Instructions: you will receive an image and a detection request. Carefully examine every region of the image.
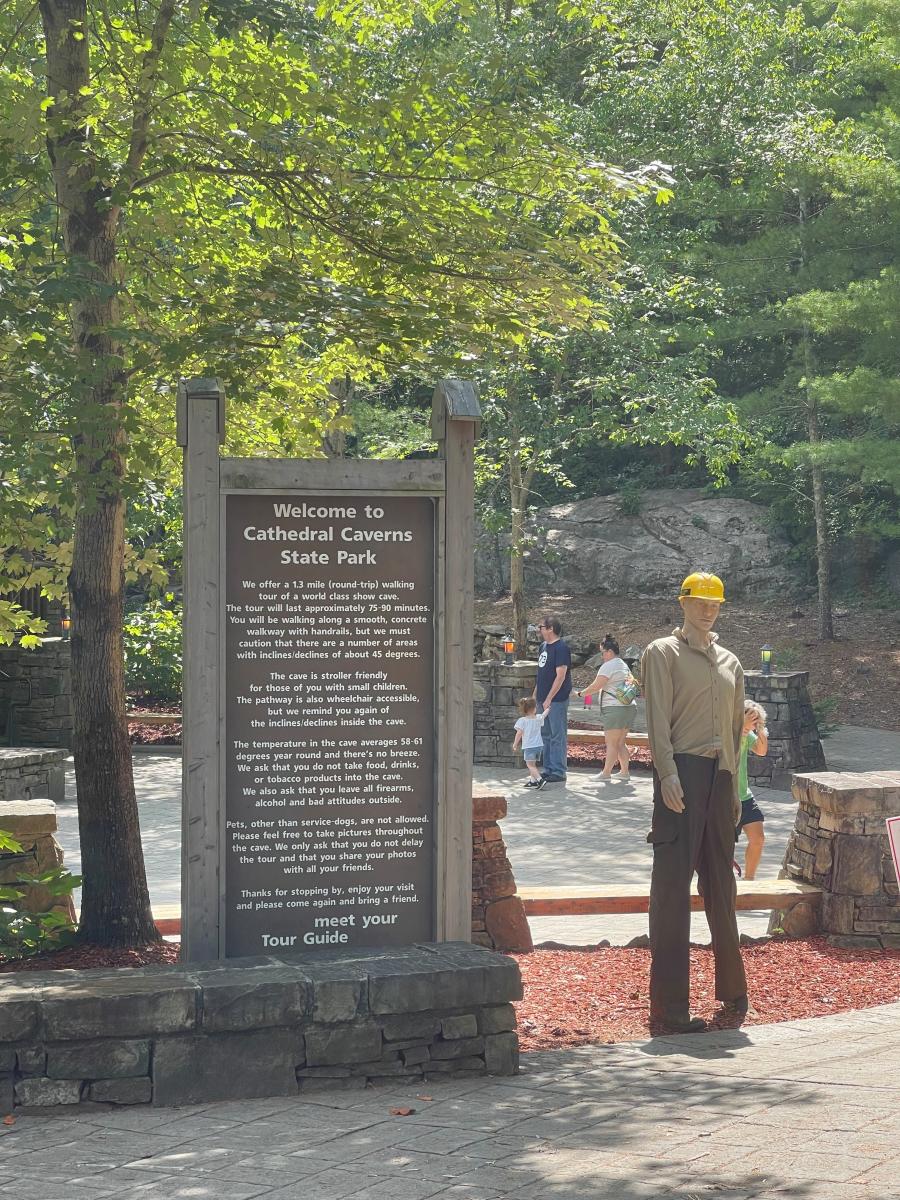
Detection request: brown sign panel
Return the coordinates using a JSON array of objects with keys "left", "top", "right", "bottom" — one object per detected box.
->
[{"left": 223, "top": 492, "right": 436, "bottom": 957}]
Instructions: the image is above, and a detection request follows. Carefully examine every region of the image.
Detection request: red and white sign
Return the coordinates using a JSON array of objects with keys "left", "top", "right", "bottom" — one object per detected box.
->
[{"left": 887, "top": 816, "right": 900, "bottom": 892}]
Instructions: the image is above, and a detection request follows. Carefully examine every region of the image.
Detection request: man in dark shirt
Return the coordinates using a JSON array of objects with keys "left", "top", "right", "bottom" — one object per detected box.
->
[{"left": 532, "top": 615, "right": 572, "bottom": 789}]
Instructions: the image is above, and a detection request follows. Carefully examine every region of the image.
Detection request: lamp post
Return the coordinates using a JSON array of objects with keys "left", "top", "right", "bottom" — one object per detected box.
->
[
  {"left": 760, "top": 644, "right": 774, "bottom": 676},
  {"left": 60, "top": 614, "right": 71, "bottom": 639},
  {"left": 502, "top": 635, "right": 515, "bottom": 665}
]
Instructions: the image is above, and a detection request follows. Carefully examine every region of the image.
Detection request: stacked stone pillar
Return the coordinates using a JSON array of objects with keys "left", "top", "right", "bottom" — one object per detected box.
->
[
  {"left": 470, "top": 787, "right": 532, "bottom": 954},
  {"left": 778, "top": 771, "right": 900, "bottom": 948},
  {"left": 745, "top": 670, "right": 826, "bottom": 789},
  {"left": 473, "top": 660, "right": 537, "bottom": 767},
  {"left": 0, "top": 799, "right": 76, "bottom": 922}
]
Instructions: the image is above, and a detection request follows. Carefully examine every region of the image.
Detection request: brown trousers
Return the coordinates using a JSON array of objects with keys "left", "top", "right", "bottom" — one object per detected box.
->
[{"left": 647, "top": 754, "right": 747, "bottom": 1019}]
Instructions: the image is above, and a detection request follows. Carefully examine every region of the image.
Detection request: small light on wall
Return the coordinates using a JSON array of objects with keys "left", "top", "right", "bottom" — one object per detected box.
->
[
  {"left": 502, "top": 635, "right": 515, "bottom": 665},
  {"left": 60, "top": 614, "right": 71, "bottom": 639},
  {"left": 760, "top": 644, "right": 774, "bottom": 676}
]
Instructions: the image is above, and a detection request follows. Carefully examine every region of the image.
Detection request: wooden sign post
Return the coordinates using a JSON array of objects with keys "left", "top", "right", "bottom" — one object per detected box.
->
[{"left": 178, "top": 377, "right": 479, "bottom": 961}]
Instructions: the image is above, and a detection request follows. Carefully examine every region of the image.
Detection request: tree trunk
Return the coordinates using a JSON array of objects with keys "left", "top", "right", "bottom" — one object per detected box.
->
[
  {"left": 509, "top": 445, "right": 528, "bottom": 654},
  {"left": 797, "top": 189, "right": 834, "bottom": 642},
  {"left": 41, "top": 0, "right": 158, "bottom": 943},
  {"left": 807, "top": 409, "right": 835, "bottom": 641}
]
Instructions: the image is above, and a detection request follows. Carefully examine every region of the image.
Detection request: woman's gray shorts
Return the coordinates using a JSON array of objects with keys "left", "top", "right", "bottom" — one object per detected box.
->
[{"left": 600, "top": 704, "right": 637, "bottom": 731}]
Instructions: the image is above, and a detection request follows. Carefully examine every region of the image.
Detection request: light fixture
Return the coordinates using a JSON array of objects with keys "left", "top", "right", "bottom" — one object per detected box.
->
[
  {"left": 60, "top": 614, "right": 71, "bottom": 639},
  {"left": 502, "top": 635, "right": 515, "bottom": 665},
  {"left": 760, "top": 644, "right": 774, "bottom": 676}
]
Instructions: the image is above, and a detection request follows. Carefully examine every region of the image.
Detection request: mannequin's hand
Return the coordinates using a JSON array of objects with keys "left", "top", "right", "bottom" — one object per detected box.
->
[{"left": 660, "top": 773, "right": 685, "bottom": 813}]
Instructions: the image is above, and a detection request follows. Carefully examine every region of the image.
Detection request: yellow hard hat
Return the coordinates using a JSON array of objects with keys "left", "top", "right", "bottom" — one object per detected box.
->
[{"left": 679, "top": 572, "right": 725, "bottom": 603}]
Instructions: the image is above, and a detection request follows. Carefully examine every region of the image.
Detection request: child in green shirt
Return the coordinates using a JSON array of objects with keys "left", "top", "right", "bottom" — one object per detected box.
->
[{"left": 736, "top": 700, "right": 769, "bottom": 880}]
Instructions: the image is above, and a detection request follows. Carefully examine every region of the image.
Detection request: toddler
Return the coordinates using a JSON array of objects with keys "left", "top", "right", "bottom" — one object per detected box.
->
[{"left": 512, "top": 697, "right": 546, "bottom": 788}]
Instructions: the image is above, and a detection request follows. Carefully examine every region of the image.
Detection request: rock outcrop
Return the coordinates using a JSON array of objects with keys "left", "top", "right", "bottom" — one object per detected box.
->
[{"left": 476, "top": 488, "right": 794, "bottom": 598}]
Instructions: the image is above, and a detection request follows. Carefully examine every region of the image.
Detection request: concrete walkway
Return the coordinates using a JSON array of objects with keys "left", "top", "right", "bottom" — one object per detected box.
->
[{"left": 2, "top": 1002, "right": 899, "bottom": 1199}]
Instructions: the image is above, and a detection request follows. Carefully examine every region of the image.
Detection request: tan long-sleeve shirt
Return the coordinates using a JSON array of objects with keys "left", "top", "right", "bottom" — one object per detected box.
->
[{"left": 641, "top": 627, "right": 745, "bottom": 806}]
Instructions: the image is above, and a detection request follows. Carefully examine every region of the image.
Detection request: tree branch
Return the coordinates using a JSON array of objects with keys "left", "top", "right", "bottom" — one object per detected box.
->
[{"left": 118, "top": 0, "right": 178, "bottom": 193}]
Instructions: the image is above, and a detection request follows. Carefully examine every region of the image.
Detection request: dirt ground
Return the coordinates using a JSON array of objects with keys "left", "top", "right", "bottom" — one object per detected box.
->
[{"left": 475, "top": 592, "right": 900, "bottom": 731}]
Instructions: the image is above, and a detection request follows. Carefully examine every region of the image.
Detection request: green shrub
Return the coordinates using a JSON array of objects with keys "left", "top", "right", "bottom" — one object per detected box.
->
[
  {"left": 0, "top": 829, "right": 81, "bottom": 960},
  {"left": 812, "top": 696, "right": 841, "bottom": 739},
  {"left": 618, "top": 484, "right": 643, "bottom": 516},
  {"left": 124, "top": 595, "right": 182, "bottom": 702}
]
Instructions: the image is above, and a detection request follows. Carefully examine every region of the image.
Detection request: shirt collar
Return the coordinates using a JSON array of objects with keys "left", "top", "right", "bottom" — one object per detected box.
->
[{"left": 674, "top": 626, "right": 719, "bottom": 652}]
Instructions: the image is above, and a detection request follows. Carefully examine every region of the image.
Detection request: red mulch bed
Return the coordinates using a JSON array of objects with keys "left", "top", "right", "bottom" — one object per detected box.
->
[
  {"left": 0, "top": 942, "right": 181, "bottom": 973},
  {"left": 567, "top": 720, "right": 653, "bottom": 769},
  {"left": 513, "top": 938, "right": 900, "bottom": 1048}
]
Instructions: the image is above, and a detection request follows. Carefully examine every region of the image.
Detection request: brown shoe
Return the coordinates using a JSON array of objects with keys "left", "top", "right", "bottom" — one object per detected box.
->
[
  {"left": 719, "top": 995, "right": 749, "bottom": 1016},
  {"left": 650, "top": 1013, "right": 708, "bottom": 1035}
]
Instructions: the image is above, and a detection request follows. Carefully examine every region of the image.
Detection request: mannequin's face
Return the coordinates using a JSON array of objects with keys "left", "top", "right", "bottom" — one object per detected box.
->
[{"left": 680, "top": 596, "right": 722, "bottom": 638}]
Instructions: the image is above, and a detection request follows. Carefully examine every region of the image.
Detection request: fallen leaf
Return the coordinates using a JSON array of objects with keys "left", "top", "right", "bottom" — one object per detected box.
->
[{"left": 389, "top": 1107, "right": 415, "bottom": 1117}]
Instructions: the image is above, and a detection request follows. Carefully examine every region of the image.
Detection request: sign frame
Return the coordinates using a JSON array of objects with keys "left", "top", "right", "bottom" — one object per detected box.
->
[{"left": 178, "top": 377, "right": 479, "bottom": 960}]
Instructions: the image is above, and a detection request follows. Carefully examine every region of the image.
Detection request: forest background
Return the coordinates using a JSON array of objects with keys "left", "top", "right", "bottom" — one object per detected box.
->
[{"left": 0, "top": 0, "right": 897, "bottom": 945}]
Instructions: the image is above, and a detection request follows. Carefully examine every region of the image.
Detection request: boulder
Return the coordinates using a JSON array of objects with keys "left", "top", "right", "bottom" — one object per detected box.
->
[{"left": 476, "top": 488, "right": 794, "bottom": 599}]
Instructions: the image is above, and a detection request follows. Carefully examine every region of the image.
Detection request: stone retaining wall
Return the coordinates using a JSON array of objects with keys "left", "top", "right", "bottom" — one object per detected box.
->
[
  {"left": 778, "top": 770, "right": 900, "bottom": 948},
  {"left": 471, "top": 789, "right": 532, "bottom": 954},
  {"left": 0, "top": 639, "right": 72, "bottom": 749},
  {"left": 0, "top": 944, "right": 521, "bottom": 1112},
  {"left": 745, "top": 671, "right": 825, "bottom": 789},
  {"left": 0, "top": 748, "right": 67, "bottom": 805}
]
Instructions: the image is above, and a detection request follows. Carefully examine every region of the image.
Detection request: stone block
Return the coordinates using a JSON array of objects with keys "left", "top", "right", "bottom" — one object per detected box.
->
[
  {"left": 818, "top": 811, "right": 866, "bottom": 835},
  {"left": 152, "top": 1029, "right": 302, "bottom": 1107},
  {"left": 472, "top": 792, "right": 507, "bottom": 822},
  {"left": 305, "top": 1022, "right": 381, "bottom": 1067},
  {"left": 47, "top": 1039, "right": 150, "bottom": 1080},
  {"left": 42, "top": 975, "right": 199, "bottom": 1040},
  {"left": 438, "top": 942, "right": 524, "bottom": 1004},
  {"left": 0, "top": 981, "right": 41, "bottom": 1042},
  {"left": 855, "top": 905, "right": 900, "bottom": 923},
  {"left": 485, "top": 896, "right": 533, "bottom": 953},
  {"left": 0, "top": 799, "right": 57, "bottom": 837},
  {"left": 400, "top": 1045, "right": 430, "bottom": 1066},
  {"left": 854, "top": 921, "right": 900, "bottom": 934},
  {"left": 14, "top": 1077, "right": 82, "bottom": 1107},
  {"left": 483, "top": 869, "right": 517, "bottom": 899},
  {"left": 484, "top": 1031, "right": 519, "bottom": 1075},
  {"left": 429, "top": 1036, "right": 485, "bottom": 1060},
  {"left": 14, "top": 1046, "right": 44, "bottom": 1074},
  {"left": 0, "top": 1072, "right": 11, "bottom": 1116},
  {"left": 879, "top": 935, "right": 900, "bottom": 949},
  {"left": 832, "top": 836, "right": 883, "bottom": 896},
  {"left": 827, "top": 934, "right": 882, "bottom": 950},
  {"left": 425, "top": 1056, "right": 485, "bottom": 1075},
  {"left": 89, "top": 1077, "right": 152, "bottom": 1105},
  {"left": 441, "top": 1014, "right": 478, "bottom": 1040},
  {"left": 779, "top": 900, "right": 821, "bottom": 938},
  {"left": 351, "top": 1058, "right": 421, "bottom": 1078},
  {"left": 478, "top": 1004, "right": 517, "bottom": 1035},
  {"left": 822, "top": 893, "right": 855, "bottom": 935},
  {"left": 199, "top": 968, "right": 311, "bottom": 1032},
  {"left": 380, "top": 1013, "right": 441, "bottom": 1042},
  {"left": 813, "top": 840, "right": 833, "bottom": 877}
]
